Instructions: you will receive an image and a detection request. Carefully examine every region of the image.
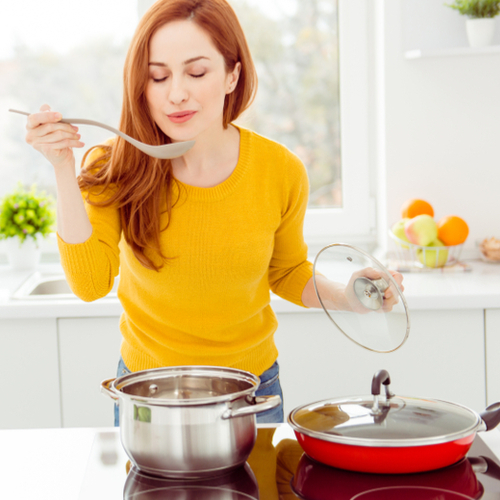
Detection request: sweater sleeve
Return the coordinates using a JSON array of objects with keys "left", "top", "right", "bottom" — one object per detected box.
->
[
  {"left": 57, "top": 147, "right": 121, "bottom": 302},
  {"left": 268, "top": 149, "right": 313, "bottom": 308}
]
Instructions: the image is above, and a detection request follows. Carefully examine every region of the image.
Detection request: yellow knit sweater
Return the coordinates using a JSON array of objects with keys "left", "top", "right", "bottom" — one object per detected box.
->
[{"left": 58, "top": 126, "right": 313, "bottom": 376}]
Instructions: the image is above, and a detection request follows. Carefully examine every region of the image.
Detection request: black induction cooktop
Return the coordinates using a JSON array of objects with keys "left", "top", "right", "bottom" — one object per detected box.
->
[{"left": 78, "top": 425, "right": 500, "bottom": 499}]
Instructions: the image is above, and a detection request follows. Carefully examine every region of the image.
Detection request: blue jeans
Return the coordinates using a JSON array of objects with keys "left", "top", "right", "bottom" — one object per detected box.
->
[{"left": 114, "top": 358, "right": 284, "bottom": 426}]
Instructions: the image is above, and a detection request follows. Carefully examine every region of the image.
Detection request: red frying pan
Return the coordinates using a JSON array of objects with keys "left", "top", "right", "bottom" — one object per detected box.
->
[{"left": 288, "top": 370, "right": 500, "bottom": 474}]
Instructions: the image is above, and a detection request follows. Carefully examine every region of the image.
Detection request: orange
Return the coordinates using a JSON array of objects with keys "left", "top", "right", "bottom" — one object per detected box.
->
[
  {"left": 437, "top": 216, "right": 469, "bottom": 246},
  {"left": 401, "top": 199, "right": 434, "bottom": 219}
]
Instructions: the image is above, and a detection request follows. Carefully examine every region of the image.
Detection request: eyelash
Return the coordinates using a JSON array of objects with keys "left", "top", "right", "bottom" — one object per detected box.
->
[{"left": 152, "top": 74, "right": 205, "bottom": 83}]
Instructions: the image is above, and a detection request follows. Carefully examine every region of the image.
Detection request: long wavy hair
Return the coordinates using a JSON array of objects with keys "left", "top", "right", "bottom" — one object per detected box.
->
[{"left": 78, "top": 0, "right": 257, "bottom": 270}]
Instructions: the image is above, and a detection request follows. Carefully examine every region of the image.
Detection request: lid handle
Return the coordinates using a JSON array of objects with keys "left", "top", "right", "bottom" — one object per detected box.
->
[
  {"left": 371, "top": 369, "right": 394, "bottom": 399},
  {"left": 353, "top": 277, "right": 389, "bottom": 311}
]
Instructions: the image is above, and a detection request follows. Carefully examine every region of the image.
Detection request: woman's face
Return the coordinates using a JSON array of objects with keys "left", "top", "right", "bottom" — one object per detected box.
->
[{"left": 146, "top": 20, "right": 241, "bottom": 142}]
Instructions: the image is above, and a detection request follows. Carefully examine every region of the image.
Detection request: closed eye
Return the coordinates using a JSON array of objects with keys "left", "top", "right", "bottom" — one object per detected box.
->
[{"left": 152, "top": 74, "right": 204, "bottom": 82}]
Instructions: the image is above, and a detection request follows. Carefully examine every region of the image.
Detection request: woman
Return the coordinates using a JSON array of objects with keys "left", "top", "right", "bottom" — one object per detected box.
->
[{"left": 24, "top": 0, "right": 403, "bottom": 425}]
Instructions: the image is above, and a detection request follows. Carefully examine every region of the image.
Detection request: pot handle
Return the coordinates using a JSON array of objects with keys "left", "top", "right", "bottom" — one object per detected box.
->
[
  {"left": 480, "top": 402, "right": 500, "bottom": 431},
  {"left": 221, "top": 395, "right": 281, "bottom": 420},
  {"left": 100, "top": 378, "right": 119, "bottom": 402}
]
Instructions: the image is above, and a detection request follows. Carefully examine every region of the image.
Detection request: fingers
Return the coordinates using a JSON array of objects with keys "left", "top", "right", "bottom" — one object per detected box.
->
[
  {"left": 354, "top": 267, "right": 383, "bottom": 280},
  {"left": 28, "top": 123, "right": 79, "bottom": 142},
  {"left": 25, "top": 105, "right": 85, "bottom": 163},
  {"left": 348, "top": 267, "right": 406, "bottom": 314},
  {"left": 389, "top": 270, "right": 404, "bottom": 290},
  {"left": 26, "top": 105, "right": 79, "bottom": 141},
  {"left": 26, "top": 105, "right": 62, "bottom": 129},
  {"left": 37, "top": 128, "right": 81, "bottom": 145},
  {"left": 381, "top": 271, "right": 405, "bottom": 312},
  {"left": 28, "top": 127, "right": 85, "bottom": 154},
  {"left": 39, "top": 138, "right": 85, "bottom": 155}
]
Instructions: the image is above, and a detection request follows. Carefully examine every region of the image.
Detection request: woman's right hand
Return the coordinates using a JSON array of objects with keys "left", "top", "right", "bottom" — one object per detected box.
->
[{"left": 25, "top": 104, "right": 85, "bottom": 170}]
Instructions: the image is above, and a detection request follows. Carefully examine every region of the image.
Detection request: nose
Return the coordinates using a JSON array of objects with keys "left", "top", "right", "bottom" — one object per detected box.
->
[{"left": 167, "top": 76, "right": 188, "bottom": 105}]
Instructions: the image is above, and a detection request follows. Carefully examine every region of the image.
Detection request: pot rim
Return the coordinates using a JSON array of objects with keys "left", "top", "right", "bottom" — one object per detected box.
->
[
  {"left": 111, "top": 365, "right": 261, "bottom": 406},
  {"left": 288, "top": 395, "right": 483, "bottom": 448}
]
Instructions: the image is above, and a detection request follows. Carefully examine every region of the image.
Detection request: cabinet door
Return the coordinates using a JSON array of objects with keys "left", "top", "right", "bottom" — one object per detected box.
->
[
  {"left": 58, "top": 317, "right": 122, "bottom": 428},
  {"left": 486, "top": 309, "right": 500, "bottom": 405},
  {"left": 0, "top": 318, "right": 60, "bottom": 428},
  {"left": 274, "top": 308, "right": 485, "bottom": 416}
]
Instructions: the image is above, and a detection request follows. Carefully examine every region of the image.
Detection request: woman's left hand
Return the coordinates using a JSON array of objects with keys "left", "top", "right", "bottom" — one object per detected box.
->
[
  {"left": 344, "top": 268, "right": 404, "bottom": 314},
  {"left": 381, "top": 270, "right": 404, "bottom": 312}
]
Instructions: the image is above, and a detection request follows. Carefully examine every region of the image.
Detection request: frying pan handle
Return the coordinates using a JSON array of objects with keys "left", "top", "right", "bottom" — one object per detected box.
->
[
  {"left": 480, "top": 402, "right": 500, "bottom": 431},
  {"left": 371, "top": 369, "right": 395, "bottom": 398},
  {"left": 470, "top": 456, "right": 500, "bottom": 482}
]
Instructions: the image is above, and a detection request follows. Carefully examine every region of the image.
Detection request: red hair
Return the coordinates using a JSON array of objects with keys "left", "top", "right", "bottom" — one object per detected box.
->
[{"left": 78, "top": 0, "right": 257, "bottom": 270}]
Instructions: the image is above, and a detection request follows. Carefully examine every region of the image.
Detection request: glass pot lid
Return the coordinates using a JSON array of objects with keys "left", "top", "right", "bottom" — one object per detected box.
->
[
  {"left": 313, "top": 243, "right": 410, "bottom": 353},
  {"left": 289, "top": 370, "right": 480, "bottom": 446}
]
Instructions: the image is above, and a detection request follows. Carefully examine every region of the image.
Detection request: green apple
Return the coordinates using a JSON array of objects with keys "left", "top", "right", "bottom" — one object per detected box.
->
[
  {"left": 391, "top": 219, "right": 410, "bottom": 249},
  {"left": 404, "top": 214, "right": 438, "bottom": 246},
  {"left": 417, "top": 239, "right": 449, "bottom": 268}
]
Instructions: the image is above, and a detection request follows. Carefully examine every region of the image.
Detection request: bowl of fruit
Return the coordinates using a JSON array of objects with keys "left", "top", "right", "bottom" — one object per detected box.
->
[{"left": 389, "top": 199, "right": 469, "bottom": 268}]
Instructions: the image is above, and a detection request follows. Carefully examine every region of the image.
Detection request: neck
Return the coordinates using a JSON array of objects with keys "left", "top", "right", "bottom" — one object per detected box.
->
[{"left": 171, "top": 122, "right": 240, "bottom": 187}]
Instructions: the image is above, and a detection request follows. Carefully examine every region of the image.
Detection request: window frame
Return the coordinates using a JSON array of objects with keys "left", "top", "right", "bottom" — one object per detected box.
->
[{"left": 304, "top": 0, "right": 374, "bottom": 253}]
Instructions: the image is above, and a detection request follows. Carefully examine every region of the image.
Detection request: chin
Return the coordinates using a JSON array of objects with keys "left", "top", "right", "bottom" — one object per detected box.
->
[{"left": 162, "top": 126, "right": 197, "bottom": 143}]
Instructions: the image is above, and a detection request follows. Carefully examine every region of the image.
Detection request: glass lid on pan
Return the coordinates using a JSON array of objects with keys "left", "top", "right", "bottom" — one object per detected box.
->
[{"left": 312, "top": 244, "right": 410, "bottom": 353}]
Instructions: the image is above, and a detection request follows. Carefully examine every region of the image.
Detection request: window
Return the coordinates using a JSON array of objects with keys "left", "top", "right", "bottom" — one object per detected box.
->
[
  {"left": 231, "top": 0, "right": 342, "bottom": 209},
  {"left": 0, "top": 0, "right": 138, "bottom": 197},
  {"left": 1, "top": 0, "right": 373, "bottom": 256},
  {"left": 229, "top": 0, "right": 374, "bottom": 248}
]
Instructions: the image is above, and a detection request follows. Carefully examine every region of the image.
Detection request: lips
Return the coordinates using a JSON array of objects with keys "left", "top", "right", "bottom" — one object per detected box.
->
[{"left": 167, "top": 110, "right": 197, "bottom": 124}]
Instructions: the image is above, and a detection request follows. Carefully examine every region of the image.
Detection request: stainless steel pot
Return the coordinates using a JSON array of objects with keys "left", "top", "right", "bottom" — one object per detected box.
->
[{"left": 101, "top": 365, "right": 281, "bottom": 479}]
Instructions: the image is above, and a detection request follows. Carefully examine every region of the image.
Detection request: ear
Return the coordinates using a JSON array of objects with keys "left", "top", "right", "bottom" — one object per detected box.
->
[{"left": 226, "top": 62, "right": 242, "bottom": 94}]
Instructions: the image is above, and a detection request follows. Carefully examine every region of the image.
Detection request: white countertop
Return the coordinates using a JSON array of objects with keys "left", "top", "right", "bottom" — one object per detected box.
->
[
  {"left": 1, "top": 259, "right": 500, "bottom": 319},
  {"left": 2, "top": 425, "right": 500, "bottom": 500}
]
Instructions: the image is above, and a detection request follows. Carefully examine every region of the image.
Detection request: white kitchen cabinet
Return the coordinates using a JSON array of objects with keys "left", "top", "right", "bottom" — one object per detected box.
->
[
  {"left": 58, "top": 317, "right": 122, "bottom": 428},
  {"left": 274, "top": 308, "right": 486, "bottom": 417},
  {"left": 0, "top": 318, "right": 61, "bottom": 429},
  {"left": 0, "top": 307, "right": 486, "bottom": 430},
  {"left": 486, "top": 309, "right": 500, "bottom": 406}
]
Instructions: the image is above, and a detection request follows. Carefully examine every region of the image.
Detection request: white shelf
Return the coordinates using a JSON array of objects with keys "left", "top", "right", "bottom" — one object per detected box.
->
[{"left": 405, "top": 45, "right": 500, "bottom": 59}]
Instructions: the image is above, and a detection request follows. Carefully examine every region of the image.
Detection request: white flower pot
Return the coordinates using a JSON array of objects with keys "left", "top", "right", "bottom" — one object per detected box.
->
[
  {"left": 4, "top": 236, "right": 42, "bottom": 271},
  {"left": 466, "top": 18, "right": 496, "bottom": 48}
]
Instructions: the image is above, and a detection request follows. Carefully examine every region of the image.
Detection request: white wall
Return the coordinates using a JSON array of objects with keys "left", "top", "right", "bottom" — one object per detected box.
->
[{"left": 379, "top": 0, "right": 500, "bottom": 255}]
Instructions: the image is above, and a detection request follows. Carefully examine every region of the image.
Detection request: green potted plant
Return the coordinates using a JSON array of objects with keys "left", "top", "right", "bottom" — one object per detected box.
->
[
  {"left": 0, "top": 183, "right": 56, "bottom": 270},
  {"left": 446, "top": 0, "right": 500, "bottom": 47}
]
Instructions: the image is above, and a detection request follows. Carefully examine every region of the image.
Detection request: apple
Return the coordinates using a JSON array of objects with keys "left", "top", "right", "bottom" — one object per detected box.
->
[
  {"left": 417, "top": 239, "right": 449, "bottom": 268},
  {"left": 391, "top": 219, "right": 410, "bottom": 249},
  {"left": 404, "top": 215, "right": 438, "bottom": 246}
]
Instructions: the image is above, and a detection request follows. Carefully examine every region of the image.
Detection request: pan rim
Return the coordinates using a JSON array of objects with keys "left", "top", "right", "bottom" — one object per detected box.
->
[{"left": 287, "top": 395, "right": 481, "bottom": 448}]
